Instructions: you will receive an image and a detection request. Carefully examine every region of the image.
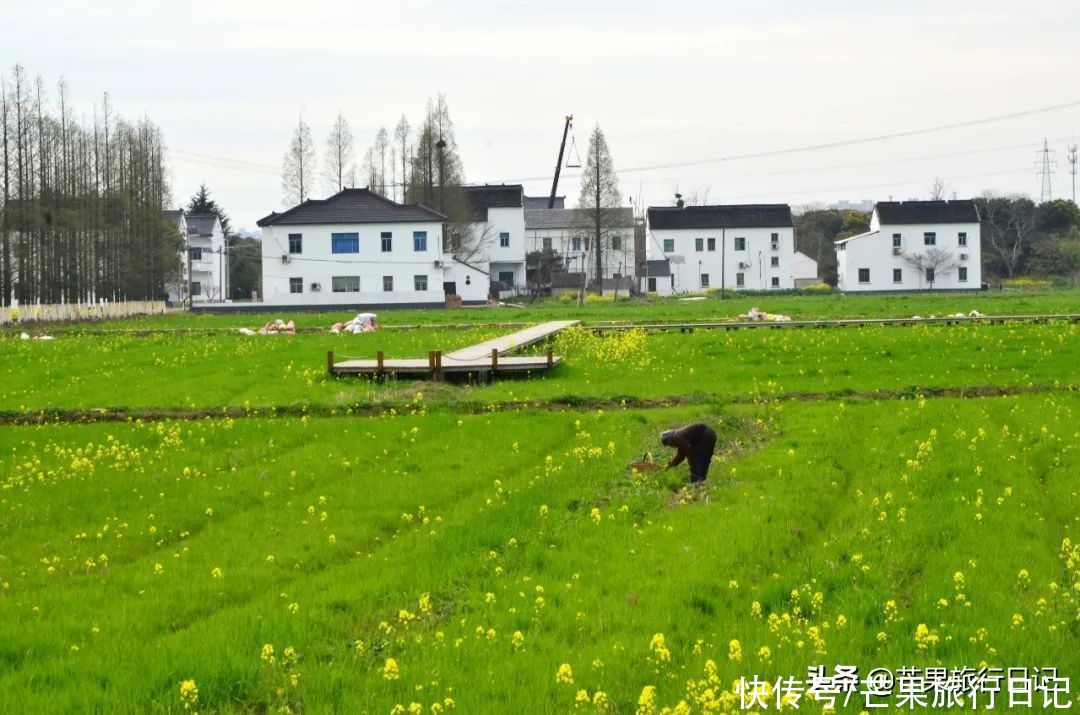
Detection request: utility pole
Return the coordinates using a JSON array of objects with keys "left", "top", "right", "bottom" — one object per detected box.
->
[
  {"left": 1069, "top": 142, "right": 1078, "bottom": 204},
  {"left": 720, "top": 228, "right": 726, "bottom": 299},
  {"left": 1035, "top": 138, "right": 1056, "bottom": 203},
  {"left": 186, "top": 236, "right": 193, "bottom": 310}
]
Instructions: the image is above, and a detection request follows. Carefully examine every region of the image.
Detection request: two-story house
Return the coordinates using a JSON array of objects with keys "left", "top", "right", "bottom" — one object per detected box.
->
[
  {"left": 257, "top": 188, "right": 488, "bottom": 307},
  {"left": 835, "top": 200, "right": 981, "bottom": 291},
  {"left": 164, "top": 210, "right": 227, "bottom": 304},
  {"left": 462, "top": 184, "right": 526, "bottom": 296},
  {"left": 524, "top": 206, "right": 636, "bottom": 283},
  {"left": 644, "top": 203, "right": 814, "bottom": 293}
]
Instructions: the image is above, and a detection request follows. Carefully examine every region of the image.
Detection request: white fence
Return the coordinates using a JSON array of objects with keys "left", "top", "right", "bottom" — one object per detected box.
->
[{"left": 2, "top": 300, "right": 167, "bottom": 325}]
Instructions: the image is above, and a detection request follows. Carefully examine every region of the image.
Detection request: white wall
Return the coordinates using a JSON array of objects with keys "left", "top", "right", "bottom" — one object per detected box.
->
[
  {"left": 443, "top": 260, "right": 489, "bottom": 303},
  {"left": 480, "top": 206, "right": 527, "bottom": 287},
  {"left": 836, "top": 221, "right": 981, "bottom": 292},
  {"left": 525, "top": 227, "right": 636, "bottom": 280},
  {"left": 261, "top": 221, "right": 448, "bottom": 305},
  {"left": 647, "top": 226, "right": 796, "bottom": 292}
]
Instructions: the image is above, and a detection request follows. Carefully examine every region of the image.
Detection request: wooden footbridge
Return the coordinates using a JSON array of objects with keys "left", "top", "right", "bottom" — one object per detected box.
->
[{"left": 328, "top": 320, "right": 580, "bottom": 380}]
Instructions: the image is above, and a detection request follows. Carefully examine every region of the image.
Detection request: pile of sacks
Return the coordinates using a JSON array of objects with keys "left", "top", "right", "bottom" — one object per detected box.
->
[
  {"left": 739, "top": 306, "right": 792, "bottom": 322},
  {"left": 238, "top": 319, "right": 296, "bottom": 336},
  {"left": 331, "top": 312, "right": 378, "bottom": 334}
]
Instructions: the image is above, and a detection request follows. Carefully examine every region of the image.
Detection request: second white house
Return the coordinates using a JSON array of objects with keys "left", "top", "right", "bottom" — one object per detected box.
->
[{"left": 257, "top": 189, "right": 488, "bottom": 307}]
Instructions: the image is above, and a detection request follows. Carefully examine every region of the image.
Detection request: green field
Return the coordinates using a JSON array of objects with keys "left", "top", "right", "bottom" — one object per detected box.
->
[{"left": 1, "top": 291, "right": 1078, "bottom": 713}]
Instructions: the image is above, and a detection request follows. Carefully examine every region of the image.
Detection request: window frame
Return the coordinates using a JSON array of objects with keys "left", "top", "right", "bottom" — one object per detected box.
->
[
  {"left": 734, "top": 237, "right": 746, "bottom": 251},
  {"left": 414, "top": 274, "right": 429, "bottom": 291},
  {"left": 770, "top": 256, "right": 779, "bottom": 267},
  {"left": 770, "top": 276, "right": 780, "bottom": 288},
  {"left": 499, "top": 232, "right": 510, "bottom": 248},
  {"left": 331, "top": 232, "right": 360, "bottom": 254},
  {"left": 189, "top": 247, "right": 203, "bottom": 261},
  {"left": 893, "top": 268, "right": 902, "bottom": 283},
  {"left": 498, "top": 270, "right": 515, "bottom": 285},
  {"left": 958, "top": 266, "right": 968, "bottom": 282},
  {"left": 925, "top": 268, "right": 935, "bottom": 283},
  {"left": 892, "top": 233, "right": 902, "bottom": 248},
  {"left": 923, "top": 232, "right": 936, "bottom": 246},
  {"left": 700, "top": 273, "right": 710, "bottom": 288},
  {"left": 190, "top": 281, "right": 201, "bottom": 296},
  {"left": 858, "top": 268, "right": 871, "bottom": 284},
  {"left": 382, "top": 275, "right": 394, "bottom": 292},
  {"left": 735, "top": 272, "right": 745, "bottom": 287},
  {"left": 611, "top": 235, "right": 622, "bottom": 250},
  {"left": 707, "top": 237, "right": 716, "bottom": 252},
  {"left": 288, "top": 233, "right": 302, "bottom": 254},
  {"left": 412, "top": 231, "right": 428, "bottom": 252},
  {"left": 958, "top": 232, "right": 967, "bottom": 247},
  {"left": 381, "top": 232, "right": 392, "bottom": 253},
  {"left": 695, "top": 237, "right": 704, "bottom": 252},
  {"left": 331, "top": 275, "right": 361, "bottom": 293},
  {"left": 289, "top": 277, "right": 303, "bottom": 294},
  {"left": 663, "top": 238, "right": 675, "bottom": 253},
  {"left": 571, "top": 237, "right": 582, "bottom": 252}
]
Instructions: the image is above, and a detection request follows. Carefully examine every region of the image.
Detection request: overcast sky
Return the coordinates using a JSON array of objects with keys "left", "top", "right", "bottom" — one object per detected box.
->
[{"left": 5, "top": 0, "right": 1079, "bottom": 230}]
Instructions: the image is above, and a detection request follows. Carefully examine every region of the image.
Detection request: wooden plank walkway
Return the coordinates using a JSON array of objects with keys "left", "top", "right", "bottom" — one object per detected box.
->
[
  {"left": 329, "top": 319, "right": 579, "bottom": 379},
  {"left": 444, "top": 320, "right": 580, "bottom": 361}
]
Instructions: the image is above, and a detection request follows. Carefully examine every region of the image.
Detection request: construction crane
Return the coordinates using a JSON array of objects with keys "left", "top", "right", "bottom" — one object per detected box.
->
[{"left": 548, "top": 115, "right": 580, "bottom": 209}]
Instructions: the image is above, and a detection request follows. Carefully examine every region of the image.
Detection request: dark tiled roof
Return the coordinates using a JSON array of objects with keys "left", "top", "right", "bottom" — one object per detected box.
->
[
  {"left": 643, "top": 259, "right": 671, "bottom": 277},
  {"left": 647, "top": 204, "right": 793, "bottom": 230},
  {"left": 185, "top": 213, "right": 220, "bottom": 236},
  {"left": 524, "top": 195, "right": 565, "bottom": 209},
  {"left": 257, "top": 188, "right": 445, "bottom": 227},
  {"left": 874, "top": 200, "right": 980, "bottom": 225},
  {"left": 525, "top": 207, "right": 634, "bottom": 231},
  {"left": 463, "top": 184, "right": 523, "bottom": 221}
]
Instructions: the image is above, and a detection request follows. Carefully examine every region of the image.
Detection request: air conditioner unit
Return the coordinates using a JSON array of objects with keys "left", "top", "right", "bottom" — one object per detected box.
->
[
  {"left": 959, "top": 253, "right": 969, "bottom": 261},
  {"left": 738, "top": 261, "right": 750, "bottom": 269},
  {"left": 892, "top": 246, "right": 903, "bottom": 255},
  {"left": 433, "top": 259, "right": 443, "bottom": 267},
  {"left": 281, "top": 254, "right": 290, "bottom": 264},
  {"left": 310, "top": 282, "right": 321, "bottom": 292},
  {"left": 770, "top": 243, "right": 779, "bottom": 251}
]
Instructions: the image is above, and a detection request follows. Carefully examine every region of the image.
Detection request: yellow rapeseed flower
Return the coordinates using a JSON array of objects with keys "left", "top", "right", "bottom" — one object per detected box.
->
[
  {"left": 383, "top": 657, "right": 400, "bottom": 680},
  {"left": 556, "top": 663, "right": 574, "bottom": 685}
]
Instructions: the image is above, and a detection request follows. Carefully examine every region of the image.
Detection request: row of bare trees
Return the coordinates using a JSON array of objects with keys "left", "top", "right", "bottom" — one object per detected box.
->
[{"left": 0, "top": 65, "right": 179, "bottom": 307}]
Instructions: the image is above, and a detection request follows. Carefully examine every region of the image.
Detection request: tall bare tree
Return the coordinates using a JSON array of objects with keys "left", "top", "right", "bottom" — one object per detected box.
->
[
  {"left": 977, "top": 193, "right": 1036, "bottom": 278},
  {"left": 282, "top": 115, "right": 315, "bottom": 205},
  {"left": 929, "top": 177, "right": 948, "bottom": 201},
  {"left": 394, "top": 115, "right": 410, "bottom": 202},
  {"left": 324, "top": 112, "right": 354, "bottom": 193},
  {"left": 575, "top": 124, "right": 622, "bottom": 295}
]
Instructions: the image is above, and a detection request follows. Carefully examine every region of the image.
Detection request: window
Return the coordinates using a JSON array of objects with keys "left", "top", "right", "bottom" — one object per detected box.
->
[
  {"left": 925, "top": 268, "right": 935, "bottom": 283},
  {"left": 771, "top": 232, "right": 779, "bottom": 248},
  {"left": 707, "top": 237, "right": 716, "bottom": 252},
  {"left": 413, "top": 231, "right": 428, "bottom": 252},
  {"left": 414, "top": 274, "right": 429, "bottom": 291},
  {"left": 771, "top": 276, "right": 780, "bottom": 288},
  {"left": 959, "top": 266, "right": 968, "bottom": 282},
  {"left": 571, "top": 237, "right": 581, "bottom": 252},
  {"left": 770, "top": 256, "right": 779, "bottom": 267},
  {"left": 191, "top": 281, "right": 201, "bottom": 296},
  {"left": 189, "top": 247, "right": 202, "bottom": 260},
  {"left": 700, "top": 273, "right": 710, "bottom": 288},
  {"left": 288, "top": 233, "right": 302, "bottom": 254},
  {"left": 289, "top": 277, "right": 303, "bottom": 294},
  {"left": 892, "top": 233, "right": 902, "bottom": 248},
  {"left": 695, "top": 238, "right": 704, "bottom": 252},
  {"left": 734, "top": 237, "right": 746, "bottom": 251},
  {"left": 858, "top": 268, "right": 870, "bottom": 283},
  {"left": 923, "top": 232, "right": 936, "bottom": 246},
  {"left": 332, "top": 276, "right": 360, "bottom": 293},
  {"left": 543, "top": 237, "right": 553, "bottom": 251},
  {"left": 958, "top": 232, "right": 967, "bottom": 246},
  {"left": 498, "top": 271, "right": 514, "bottom": 285},
  {"left": 893, "top": 268, "right": 902, "bottom": 283},
  {"left": 382, "top": 275, "right": 393, "bottom": 292},
  {"left": 612, "top": 236, "right": 622, "bottom": 250},
  {"left": 663, "top": 238, "right": 675, "bottom": 253},
  {"left": 499, "top": 232, "right": 510, "bottom": 248},
  {"left": 736, "top": 272, "right": 745, "bottom": 287},
  {"left": 331, "top": 232, "right": 359, "bottom": 254},
  {"left": 381, "top": 232, "right": 392, "bottom": 252}
]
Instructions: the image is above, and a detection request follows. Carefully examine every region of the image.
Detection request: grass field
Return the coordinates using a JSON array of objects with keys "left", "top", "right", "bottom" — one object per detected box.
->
[{"left": 1, "top": 291, "right": 1077, "bottom": 713}]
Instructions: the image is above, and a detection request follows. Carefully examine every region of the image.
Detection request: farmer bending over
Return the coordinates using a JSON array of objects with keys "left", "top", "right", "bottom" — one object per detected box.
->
[{"left": 661, "top": 423, "right": 717, "bottom": 484}]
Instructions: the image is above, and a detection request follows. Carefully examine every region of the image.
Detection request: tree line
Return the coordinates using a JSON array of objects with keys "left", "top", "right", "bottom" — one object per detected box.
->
[{"left": 0, "top": 65, "right": 180, "bottom": 307}]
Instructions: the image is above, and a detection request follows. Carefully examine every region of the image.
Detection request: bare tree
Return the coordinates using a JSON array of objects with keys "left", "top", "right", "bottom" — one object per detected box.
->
[
  {"left": 929, "top": 177, "right": 948, "bottom": 201},
  {"left": 575, "top": 124, "right": 622, "bottom": 295},
  {"left": 394, "top": 115, "right": 410, "bottom": 203},
  {"left": 373, "top": 127, "right": 389, "bottom": 196},
  {"left": 324, "top": 112, "right": 354, "bottom": 193},
  {"left": 977, "top": 193, "right": 1036, "bottom": 278},
  {"left": 682, "top": 186, "right": 712, "bottom": 206},
  {"left": 902, "top": 246, "right": 961, "bottom": 288},
  {"left": 282, "top": 115, "right": 315, "bottom": 205}
]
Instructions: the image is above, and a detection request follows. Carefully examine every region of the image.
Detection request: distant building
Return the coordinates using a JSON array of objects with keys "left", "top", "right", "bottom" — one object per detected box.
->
[
  {"left": 257, "top": 189, "right": 487, "bottom": 307},
  {"left": 524, "top": 195, "right": 565, "bottom": 209},
  {"left": 462, "top": 184, "right": 527, "bottom": 296},
  {"left": 524, "top": 207, "right": 636, "bottom": 282},
  {"left": 835, "top": 200, "right": 981, "bottom": 292},
  {"left": 828, "top": 199, "right": 875, "bottom": 213},
  {"left": 644, "top": 203, "right": 808, "bottom": 294},
  {"left": 165, "top": 210, "right": 227, "bottom": 304}
]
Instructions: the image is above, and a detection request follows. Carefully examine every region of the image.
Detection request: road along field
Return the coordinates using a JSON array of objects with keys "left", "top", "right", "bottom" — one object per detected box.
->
[{"left": 0, "top": 303, "right": 1077, "bottom": 712}]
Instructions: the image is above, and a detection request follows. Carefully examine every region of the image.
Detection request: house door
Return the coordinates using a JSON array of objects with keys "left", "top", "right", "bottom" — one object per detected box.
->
[
  {"left": 443, "top": 281, "right": 457, "bottom": 295},
  {"left": 647, "top": 277, "right": 657, "bottom": 292}
]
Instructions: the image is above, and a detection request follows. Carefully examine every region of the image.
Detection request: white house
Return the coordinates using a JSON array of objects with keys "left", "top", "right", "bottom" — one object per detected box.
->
[
  {"left": 644, "top": 203, "right": 805, "bottom": 294},
  {"left": 257, "top": 188, "right": 488, "bottom": 307},
  {"left": 462, "top": 184, "right": 527, "bottom": 295},
  {"left": 524, "top": 207, "right": 636, "bottom": 281},
  {"left": 165, "top": 210, "right": 228, "bottom": 304},
  {"left": 835, "top": 200, "right": 981, "bottom": 292}
]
